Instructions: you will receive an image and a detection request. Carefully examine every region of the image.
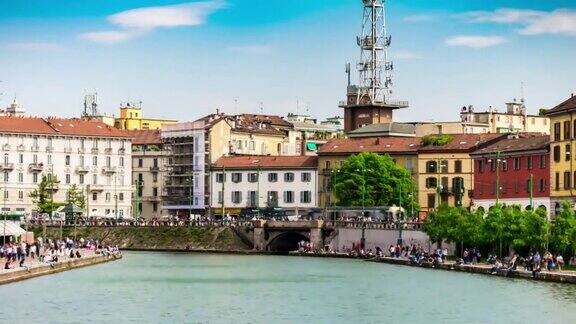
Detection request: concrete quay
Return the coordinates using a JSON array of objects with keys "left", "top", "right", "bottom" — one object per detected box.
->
[
  {"left": 0, "top": 253, "right": 122, "bottom": 286},
  {"left": 289, "top": 252, "right": 576, "bottom": 284}
]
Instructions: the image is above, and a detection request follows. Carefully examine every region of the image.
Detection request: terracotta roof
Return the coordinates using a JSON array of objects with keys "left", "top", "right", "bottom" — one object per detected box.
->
[
  {"left": 237, "top": 114, "right": 292, "bottom": 128},
  {"left": 544, "top": 95, "right": 576, "bottom": 115},
  {"left": 317, "top": 137, "right": 421, "bottom": 155},
  {"left": 196, "top": 113, "right": 289, "bottom": 136},
  {"left": 418, "top": 133, "right": 505, "bottom": 153},
  {"left": 213, "top": 155, "right": 318, "bottom": 169},
  {"left": 471, "top": 134, "right": 549, "bottom": 156},
  {"left": 127, "top": 129, "right": 162, "bottom": 145},
  {"left": 0, "top": 116, "right": 131, "bottom": 138}
]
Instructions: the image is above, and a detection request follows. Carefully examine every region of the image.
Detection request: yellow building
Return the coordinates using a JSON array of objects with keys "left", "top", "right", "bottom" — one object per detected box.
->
[
  {"left": 316, "top": 137, "right": 420, "bottom": 208},
  {"left": 417, "top": 134, "right": 505, "bottom": 218},
  {"left": 544, "top": 95, "right": 576, "bottom": 216},
  {"left": 115, "top": 103, "right": 178, "bottom": 130}
]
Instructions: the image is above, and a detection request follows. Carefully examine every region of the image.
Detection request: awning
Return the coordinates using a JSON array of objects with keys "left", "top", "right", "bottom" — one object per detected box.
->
[
  {"left": 0, "top": 221, "right": 26, "bottom": 237},
  {"left": 306, "top": 142, "right": 318, "bottom": 151}
]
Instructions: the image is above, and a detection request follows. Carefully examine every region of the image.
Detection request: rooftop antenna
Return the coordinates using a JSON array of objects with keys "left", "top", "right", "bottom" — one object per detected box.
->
[
  {"left": 259, "top": 101, "right": 264, "bottom": 114},
  {"left": 345, "top": 63, "right": 351, "bottom": 87},
  {"left": 520, "top": 82, "right": 525, "bottom": 104}
]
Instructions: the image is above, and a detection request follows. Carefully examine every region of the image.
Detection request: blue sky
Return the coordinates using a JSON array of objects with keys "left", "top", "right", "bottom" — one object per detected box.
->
[{"left": 1, "top": 0, "right": 576, "bottom": 122}]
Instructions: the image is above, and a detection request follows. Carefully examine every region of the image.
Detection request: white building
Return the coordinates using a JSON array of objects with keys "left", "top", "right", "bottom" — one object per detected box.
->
[
  {"left": 460, "top": 100, "right": 549, "bottom": 134},
  {"left": 0, "top": 116, "right": 133, "bottom": 217},
  {"left": 210, "top": 155, "right": 318, "bottom": 218},
  {"left": 161, "top": 121, "right": 207, "bottom": 218}
]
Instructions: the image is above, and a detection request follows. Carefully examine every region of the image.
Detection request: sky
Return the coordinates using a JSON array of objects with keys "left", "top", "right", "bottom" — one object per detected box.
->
[{"left": 1, "top": 0, "right": 576, "bottom": 123}]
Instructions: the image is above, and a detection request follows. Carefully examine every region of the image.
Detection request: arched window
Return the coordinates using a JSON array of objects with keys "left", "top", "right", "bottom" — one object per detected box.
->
[{"left": 426, "top": 161, "right": 437, "bottom": 173}]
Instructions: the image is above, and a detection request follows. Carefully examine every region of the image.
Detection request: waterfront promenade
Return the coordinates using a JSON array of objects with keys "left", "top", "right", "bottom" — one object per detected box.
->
[{"left": 0, "top": 250, "right": 122, "bottom": 285}]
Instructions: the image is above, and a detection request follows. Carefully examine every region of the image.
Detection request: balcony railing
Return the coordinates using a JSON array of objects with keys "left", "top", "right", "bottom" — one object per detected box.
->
[
  {"left": 75, "top": 166, "right": 90, "bottom": 174},
  {"left": 150, "top": 166, "right": 160, "bottom": 172},
  {"left": 78, "top": 148, "right": 86, "bottom": 154},
  {"left": 105, "top": 148, "right": 113, "bottom": 154},
  {"left": 102, "top": 166, "right": 117, "bottom": 174},
  {"left": 88, "top": 184, "right": 106, "bottom": 192},
  {"left": 118, "top": 148, "right": 126, "bottom": 155},
  {"left": 91, "top": 148, "right": 99, "bottom": 154},
  {"left": 28, "top": 163, "right": 44, "bottom": 172},
  {"left": 31, "top": 145, "right": 39, "bottom": 152},
  {"left": 46, "top": 146, "right": 53, "bottom": 153},
  {"left": 64, "top": 147, "right": 73, "bottom": 153},
  {"left": 1, "top": 163, "right": 14, "bottom": 171}
]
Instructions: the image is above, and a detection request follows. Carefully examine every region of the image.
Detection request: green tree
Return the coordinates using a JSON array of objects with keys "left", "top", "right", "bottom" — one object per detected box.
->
[
  {"left": 331, "top": 152, "right": 418, "bottom": 212},
  {"left": 482, "top": 204, "right": 522, "bottom": 257},
  {"left": 514, "top": 208, "right": 549, "bottom": 252},
  {"left": 66, "top": 184, "right": 86, "bottom": 209},
  {"left": 550, "top": 201, "right": 576, "bottom": 257},
  {"left": 422, "top": 204, "right": 458, "bottom": 246},
  {"left": 29, "top": 175, "right": 63, "bottom": 214}
]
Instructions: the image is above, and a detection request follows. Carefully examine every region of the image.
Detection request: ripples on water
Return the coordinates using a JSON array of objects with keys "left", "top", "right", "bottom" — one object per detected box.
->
[{"left": 1, "top": 251, "right": 576, "bottom": 324}]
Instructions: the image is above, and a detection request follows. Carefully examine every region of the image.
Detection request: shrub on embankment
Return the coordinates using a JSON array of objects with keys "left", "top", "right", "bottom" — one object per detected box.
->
[{"left": 29, "top": 226, "right": 251, "bottom": 251}]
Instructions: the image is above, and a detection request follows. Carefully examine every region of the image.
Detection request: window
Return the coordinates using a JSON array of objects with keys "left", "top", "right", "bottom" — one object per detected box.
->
[
  {"left": 248, "top": 191, "right": 257, "bottom": 207},
  {"left": 153, "top": 187, "right": 158, "bottom": 197},
  {"left": 138, "top": 158, "right": 143, "bottom": 167},
  {"left": 268, "top": 173, "right": 277, "bottom": 182},
  {"left": 489, "top": 159, "right": 496, "bottom": 172},
  {"left": 427, "top": 194, "right": 436, "bottom": 209},
  {"left": 3, "top": 154, "right": 7, "bottom": 165},
  {"left": 47, "top": 155, "right": 52, "bottom": 165},
  {"left": 564, "top": 171, "right": 571, "bottom": 190},
  {"left": 553, "top": 122, "right": 561, "bottom": 141},
  {"left": 526, "top": 156, "right": 533, "bottom": 170},
  {"left": 18, "top": 154, "right": 23, "bottom": 164},
  {"left": 153, "top": 173, "right": 158, "bottom": 183},
  {"left": 93, "top": 174, "right": 97, "bottom": 185},
  {"left": 105, "top": 193, "right": 111, "bottom": 202},
  {"left": 284, "top": 191, "right": 294, "bottom": 203},
  {"left": 92, "top": 192, "right": 98, "bottom": 201},
  {"left": 300, "top": 191, "right": 312, "bottom": 203},
  {"left": 540, "top": 155, "right": 546, "bottom": 169},
  {"left": 478, "top": 160, "right": 484, "bottom": 173},
  {"left": 564, "top": 120, "right": 571, "bottom": 140},
  {"left": 232, "top": 191, "right": 242, "bottom": 204},
  {"left": 539, "top": 179, "right": 546, "bottom": 192},
  {"left": 454, "top": 160, "right": 462, "bottom": 173},
  {"left": 231, "top": 173, "right": 242, "bottom": 183},
  {"left": 284, "top": 172, "right": 295, "bottom": 182},
  {"left": 33, "top": 154, "right": 37, "bottom": 164},
  {"left": 514, "top": 157, "right": 521, "bottom": 170},
  {"left": 267, "top": 191, "right": 278, "bottom": 206},
  {"left": 301, "top": 172, "right": 311, "bottom": 182},
  {"left": 119, "top": 193, "right": 124, "bottom": 201},
  {"left": 553, "top": 146, "right": 561, "bottom": 162},
  {"left": 79, "top": 174, "right": 84, "bottom": 184},
  {"left": 246, "top": 173, "right": 258, "bottom": 183},
  {"left": 324, "top": 161, "right": 331, "bottom": 170},
  {"left": 426, "top": 161, "right": 437, "bottom": 173},
  {"left": 566, "top": 144, "right": 572, "bottom": 161},
  {"left": 80, "top": 155, "right": 85, "bottom": 166},
  {"left": 120, "top": 157, "right": 124, "bottom": 167},
  {"left": 217, "top": 191, "right": 223, "bottom": 204},
  {"left": 18, "top": 173, "right": 23, "bottom": 183},
  {"left": 555, "top": 172, "right": 560, "bottom": 190},
  {"left": 439, "top": 160, "right": 448, "bottom": 173},
  {"left": 3, "top": 190, "right": 7, "bottom": 200},
  {"left": 18, "top": 191, "right": 23, "bottom": 200},
  {"left": 65, "top": 155, "right": 71, "bottom": 166},
  {"left": 425, "top": 177, "right": 438, "bottom": 188},
  {"left": 3, "top": 171, "right": 8, "bottom": 182},
  {"left": 65, "top": 174, "right": 70, "bottom": 184},
  {"left": 216, "top": 173, "right": 225, "bottom": 183},
  {"left": 153, "top": 203, "right": 157, "bottom": 212},
  {"left": 501, "top": 158, "right": 508, "bottom": 171},
  {"left": 93, "top": 156, "right": 98, "bottom": 166}
]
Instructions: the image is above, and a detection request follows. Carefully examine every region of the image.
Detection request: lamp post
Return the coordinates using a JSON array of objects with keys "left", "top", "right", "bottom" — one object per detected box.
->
[
  {"left": 488, "top": 151, "right": 505, "bottom": 204},
  {"left": 355, "top": 167, "right": 370, "bottom": 250},
  {"left": 114, "top": 174, "right": 118, "bottom": 220}
]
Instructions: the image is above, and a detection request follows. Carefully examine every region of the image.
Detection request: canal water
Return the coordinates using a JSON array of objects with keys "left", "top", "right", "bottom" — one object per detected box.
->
[{"left": 2, "top": 251, "right": 576, "bottom": 323}]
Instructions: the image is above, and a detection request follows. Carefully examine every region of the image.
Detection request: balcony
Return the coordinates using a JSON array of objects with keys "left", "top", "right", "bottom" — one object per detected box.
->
[
  {"left": 46, "top": 146, "right": 53, "bottom": 153},
  {"left": 91, "top": 148, "right": 99, "bottom": 154},
  {"left": 2, "top": 144, "right": 10, "bottom": 151},
  {"left": 28, "top": 163, "right": 44, "bottom": 172},
  {"left": 75, "top": 166, "right": 90, "bottom": 174},
  {"left": 105, "top": 148, "right": 113, "bottom": 154},
  {"left": 78, "top": 148, "right": 86, "bottom": 154},
  {"left": 64, "top": 147, "right": 73, "bottom": 153},
  {"left": 46, "top": 183, "right": 59, "bottom": 191},
  {"left": 1, "top": 163, "right": 14, "bottom": 171},
  {"left": 88, "top": 184, "right": 106, "bottom": 192},
  {"left": 17, "top": 144, "right": 24, "bottom": 152},
  {"left": 321, "top": 168, "right": 332, "bottom": 175},
  {"left": 150, "top": 166, "right": 160, "bottom": 172},
  {"left": 102, "top": 166, "right": 117, "bottom": 174},
  {"left": 118, "top": 148, "right": 126, "bottom": 155},
  {"left": 31, "top": 145, "right": 39, "bottom": 152}
]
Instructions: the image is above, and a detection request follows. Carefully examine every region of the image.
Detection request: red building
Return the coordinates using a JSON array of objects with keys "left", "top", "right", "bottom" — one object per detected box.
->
[{"left": 471, "top": 134, "right": 550, "bottom": 216}]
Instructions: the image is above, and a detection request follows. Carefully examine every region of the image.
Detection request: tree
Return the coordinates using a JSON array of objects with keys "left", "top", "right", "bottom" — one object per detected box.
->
[
  {"left": 422, "top": 204, "right": 458, "bottom": 246},
  {"left": 550, "top": 201, "right": 576, "bottom": 258},
  {"left": 514, "top": 208, "right": 549, "bottom": 252},
  {"left": 66, "top": 184, "right": 86, "bottom": 209},
  {"left": 331, "top": 152, "right": 418, "bottom": 212},
  {"left": 29, "top": 175, "right": 63, "bottom": 214}
]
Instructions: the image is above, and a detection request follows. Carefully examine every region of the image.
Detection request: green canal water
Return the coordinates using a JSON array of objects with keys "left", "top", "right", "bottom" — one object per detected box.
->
[{"left": 2, "top": 251, "right": 576, "bottom": 323}]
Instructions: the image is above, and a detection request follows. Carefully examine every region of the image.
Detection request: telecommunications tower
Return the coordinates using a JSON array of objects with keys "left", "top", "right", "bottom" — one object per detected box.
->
[{"left": 340, "top": 0, "right": 408, "bottom": 133}]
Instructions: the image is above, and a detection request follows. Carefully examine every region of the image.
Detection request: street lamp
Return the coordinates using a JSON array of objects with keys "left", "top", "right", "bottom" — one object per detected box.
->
[
  {"left": 488, "top": 151, "right": 506, "bottom": 204},
  {"left": 355, "top": 167, "right": 371, "bottom": 250}
]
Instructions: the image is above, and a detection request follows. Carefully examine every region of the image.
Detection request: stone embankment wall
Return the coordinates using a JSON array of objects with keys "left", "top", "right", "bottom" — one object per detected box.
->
[
  {"left": 0, "top": 254, "right": 121, "bottom": 285},
  {"left": 30, "top": 226, "right": 251, "bottom": 251}
]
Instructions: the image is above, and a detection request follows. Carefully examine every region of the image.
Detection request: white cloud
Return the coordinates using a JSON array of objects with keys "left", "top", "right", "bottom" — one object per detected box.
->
[
  {"left": 445, "top": 35, "right": 507, "bottom": 49},
  {"left": 403, "top": 14, "right": 436, "bottom": 23},
  {"left": 461, "top": 8, "right": 576, "bottom": 36},
  {"left": 80, "top": 1, "right": 226, "bottom": 43},
  {"left": 3, "top": 42, "right": 64, "bottom": 51},
  {"left": 392, "top": 50, "right": 423, "bottom": 60},
  {"left": 228, "top": 45, "right": 272, "bottom": 55}
]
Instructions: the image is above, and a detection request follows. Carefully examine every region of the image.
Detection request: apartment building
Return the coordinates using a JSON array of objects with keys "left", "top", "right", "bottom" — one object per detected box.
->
[
  {"left": 0, "top": 116, "right": 132, "bottom": 217},
  {"left": 210, "top": 155, "right": 318, "bottom": 218},
  {"left": 129, "top": 130, "right": 169, "bottom": 219},
  {"left": 460, "top": 100, "right": 549, "bottom": 134}
]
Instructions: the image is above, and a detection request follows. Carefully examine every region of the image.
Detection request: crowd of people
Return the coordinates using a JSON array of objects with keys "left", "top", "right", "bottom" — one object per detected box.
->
[
  {"left": 485, "top": 250, "right": 569, "bottom": 278},
  {"left": 0, "top": 237, "right": 121, "bottom": 271}
]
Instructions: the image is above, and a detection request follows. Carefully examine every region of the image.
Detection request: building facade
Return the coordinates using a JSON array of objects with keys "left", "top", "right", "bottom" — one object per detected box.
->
[
  {"left": 0, "top": 116, "right": 132, "bottom": 217},
  {"left": 460, "top": 100, "right": 549, "bottom": 134},
  {"left": 210, "top": 156, "right": 318, "bottom": 218},
  {"left": 130, "top": 130, "right": 169, "bottom": 220},
  {"left": 412, "top": 122, "right": 490, "bottom": 137},
  {"left": 471, "top": 134, "right": 550, "bottom": 216},
  {"left": 115, "top": 102, "right": 178, "bottom": 130},
  {"left": 316, "top": 137, "right": 420, "bottom": 208},
  {"left": 417, "top": 133, "right": 505, "bottom": 218},
  {"left": 545, "top": 94, "right": 576, "bottom": 216},
  {"left": 161, "top": 121, "right": 207, "bottom": 218}
]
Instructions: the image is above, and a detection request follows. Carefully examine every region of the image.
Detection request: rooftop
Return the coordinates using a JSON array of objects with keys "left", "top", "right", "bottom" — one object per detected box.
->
[
  {"left": 544, "top": 94, "right": 576, "bottom": 116},
  {"left": 213, "top": 155, "right": 318, "bottom": 169},
  {"left": 318, "top": 136, "right": 420, "bottom": 155},
  {"left": 127, "top": 129, "right": 162, "bottom": 145},
  {"left": 347, "top": 122, "right": 416, "bottom": 138},
  {"left": 0, "top": 116, "right": 131, "bottom": 138},
  {"left": 418, "top": 133, "right": 505, "bottom": 153},
  {"left": 471, "top": 134, "right": 549, "bottom": 156}
]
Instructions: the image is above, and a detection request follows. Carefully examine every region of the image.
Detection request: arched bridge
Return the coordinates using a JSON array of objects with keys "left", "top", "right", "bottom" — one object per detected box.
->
[{"left": 251, "top": 220, "right": 329, "bottom": 253}]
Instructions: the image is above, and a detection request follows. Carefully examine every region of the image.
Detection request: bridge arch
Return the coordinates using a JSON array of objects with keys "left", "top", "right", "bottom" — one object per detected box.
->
[{"left": 266, "top": 231, "right": 309, "bottom": 253}]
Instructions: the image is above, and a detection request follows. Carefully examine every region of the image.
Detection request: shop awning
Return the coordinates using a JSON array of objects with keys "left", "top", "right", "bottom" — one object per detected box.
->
[
  {"left": 0, "top": 221, "right": 26, "bottom": 237},
  {"left": 306, "top": 142, "right": 318, "bottom": 151}
]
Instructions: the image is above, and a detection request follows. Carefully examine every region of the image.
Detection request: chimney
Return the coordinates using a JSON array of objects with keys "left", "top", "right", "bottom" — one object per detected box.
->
[{"left": 300, "top": 130, "right": 307, "bottom": 156}]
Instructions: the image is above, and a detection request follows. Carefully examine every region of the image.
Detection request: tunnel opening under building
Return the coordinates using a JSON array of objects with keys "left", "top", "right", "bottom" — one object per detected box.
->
[{"left": 267, "top": 232, "right": 309, "bottom": 253}]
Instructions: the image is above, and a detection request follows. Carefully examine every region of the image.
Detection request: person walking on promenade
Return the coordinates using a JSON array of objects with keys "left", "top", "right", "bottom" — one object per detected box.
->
[{"left": 556, "top": 255, "right": 565, "bottom": 271}]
